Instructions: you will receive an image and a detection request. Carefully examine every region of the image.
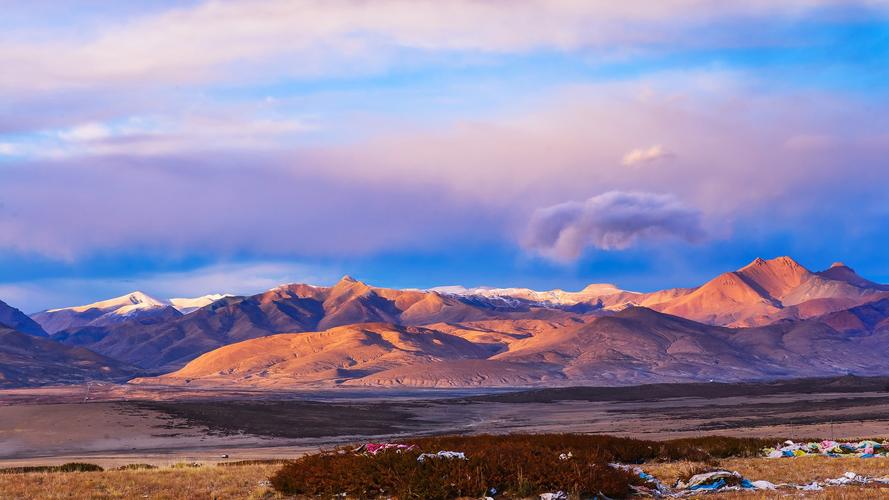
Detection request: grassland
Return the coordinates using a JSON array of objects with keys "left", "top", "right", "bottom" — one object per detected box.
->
[
  {"left": 3, "top": 435, "right": 889, "bottom": 499},
  {"left": 0, "top": 462, "right": 282, "bottom": 499}
]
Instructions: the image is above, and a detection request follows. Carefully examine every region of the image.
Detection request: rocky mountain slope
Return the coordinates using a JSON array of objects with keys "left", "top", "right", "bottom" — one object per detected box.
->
[
  {"left": 32, "top": 292, "right": 183, "bottom": 334},
  {"left": 0, "top": 326, "right": 136, "bottom": 388},
  {"left": 133, "top": 299, "right": 889, "bottom": 388},
  {"left": 649, "top": 258, "right": 888, "bottom": 326},
  {"left": 47, "top": 277, "right": 573, "bottom": 370},
  {"left": 0, "top": 299, "right": 47, "bottom": 337},
  {"left": 438, "top": 257, "right": 887, "bottom": 327},
  {"left": 9, "top": 255, "right": 888, "bottom": 388}
]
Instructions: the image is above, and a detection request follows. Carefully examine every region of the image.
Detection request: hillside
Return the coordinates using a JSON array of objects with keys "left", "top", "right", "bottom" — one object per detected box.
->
[
  {"left": 53, "top": 277, "right": 574, "bottom": 370},
  {"left": 12, "top": 255, "right": 888, "bottom": 388},
  {"left": 0, "top": 326, "right": 136, "bottom": 388},
  {"left": 0, "top": 299, "right": 47, "bottom": 337},
  {"left": 134, "top": 299, "right": 889, "bottom": 388}
]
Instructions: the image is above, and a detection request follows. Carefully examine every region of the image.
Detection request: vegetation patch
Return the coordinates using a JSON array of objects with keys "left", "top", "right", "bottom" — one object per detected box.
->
[
  {"left": 218, "top": 459, "right": 291, "bottom": 467},
  {"left": 0, "top": 462, "right": 103, "bottom": 474},
  {"left": 270, "top": 434, "right": 779, "bottom": 498},
  {"left": 115, "top": 463, "right": 158, "bottom": 470}
]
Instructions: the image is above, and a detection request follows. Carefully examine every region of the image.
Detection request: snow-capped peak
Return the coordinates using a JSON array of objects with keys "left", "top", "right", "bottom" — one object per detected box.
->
[
  {"left": 48, "top": 291, "right": 168, "bottom": 314},
  {"left": 430, "top": 283, "right": 630, "bottom": 307},
  {"left": 169, "top": 294, "right": 232, "bottom": 314}
]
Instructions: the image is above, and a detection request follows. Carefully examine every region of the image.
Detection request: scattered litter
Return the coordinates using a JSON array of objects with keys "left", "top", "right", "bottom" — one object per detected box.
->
[
  {"left": 613, "top": 464, "right": 889, "bottom": 497},
  {"left": 611, "top": 464, "right": 671, "bottom": 496},
  {"left": 763, "top": 439, "right": 889, "bottom": 458},
  {"left": 675, "top": 470, "right": 754, "bottom": 492},
  {"left": 416, "top": 450, "right": 467, "bottom": 462},
  {"left": 750, "top": 480, "right": 776, "bottom": 490},
  {"left": 798, "top": 482, "right": 822, "bottom": 491},
  {"left": 354, "top": 443, "right": 418, "bottom": 455},
  {"left": 824, "top": 471, "right": 870, "bottom": 486},
  {"left": 539, "top": 492, "right": 568, "bottom": 500},
  {"left": 558, "top": 451, "right": 573, "bottom": 461},
  {"left": 256, "top": 479, "right": 272, "bottom": 488}
]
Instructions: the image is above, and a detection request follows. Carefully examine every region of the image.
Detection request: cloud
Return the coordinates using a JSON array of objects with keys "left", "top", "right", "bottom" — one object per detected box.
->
[
  {"left": 524, "top": 191, "right": 705, "bottom": 262},
  {"left": 2, "top": 69, "right": 887, "bottom": 264},
  {"left": 0, "top": 153, "right": 508, "bottom": 260},
  {"left": 621, "top": 145, "right": 674, "bottom": 166},
  {"left": 58, "top": 122, "right": 111, "bottom": 142},
  {"left": 1, "top": 0, "right": 886, "bottom": 93}
]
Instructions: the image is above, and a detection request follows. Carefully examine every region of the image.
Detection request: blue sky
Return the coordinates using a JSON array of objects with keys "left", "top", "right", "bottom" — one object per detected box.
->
[{"left": 1, "top": 1, "right": 888, "bottom": 311}]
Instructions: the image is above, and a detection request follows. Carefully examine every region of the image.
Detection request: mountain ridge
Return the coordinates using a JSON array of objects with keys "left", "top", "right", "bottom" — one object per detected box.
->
[
  {"left": 133, "top": 298, "right": 889, "bottom": 388},
  {"left": 10, "top": 255, "right": 888, "bottom": 387}
]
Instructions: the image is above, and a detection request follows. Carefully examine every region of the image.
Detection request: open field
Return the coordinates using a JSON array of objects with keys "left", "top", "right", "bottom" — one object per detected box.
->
[
  {"left": 3, "top": 440, "right": 889, "bottom": 499},
  {"left": 0, "top": 462, "right": 282, "bottom": 500},
  {"left": 2, "top": 376, "right": 889, "bottom": 467}
]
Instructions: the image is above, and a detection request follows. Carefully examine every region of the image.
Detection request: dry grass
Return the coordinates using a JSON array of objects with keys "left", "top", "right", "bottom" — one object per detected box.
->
[
  {"left": 716, "top": 487, "right": 889, "bottom": 499},
  {"left": 645, "top": 456, "right": 889, "bottom": 499},
  {"left": 0, "top": 462, "right": 283, "bottom": 499},
  {"left": 644, "top": 456, "right": 889, "bottom": 485},
  {"left": 3, "top": 441, "right": 889, "bottom": 499}
]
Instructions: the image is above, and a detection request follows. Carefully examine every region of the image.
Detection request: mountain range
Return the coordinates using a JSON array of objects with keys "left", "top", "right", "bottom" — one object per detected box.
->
[
  {"left": 2, "top": 256, "right": 888, "bottom": 389},
  {"left": 31, "top": 292, "right": 232, "bottom": 334}
]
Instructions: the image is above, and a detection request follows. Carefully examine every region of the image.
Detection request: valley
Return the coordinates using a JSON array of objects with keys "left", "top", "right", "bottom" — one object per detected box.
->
[{"left": 2, "top": 375, "right": 889, "bottom": 467}]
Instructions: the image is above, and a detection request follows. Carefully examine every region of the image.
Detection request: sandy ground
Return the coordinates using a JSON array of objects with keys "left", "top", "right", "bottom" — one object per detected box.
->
[
  {"left": 2, "top": 383, "right": 889, "bottom": 468},
  {"left": 0, "top": 403, "right": 291, "bottom": 467}
]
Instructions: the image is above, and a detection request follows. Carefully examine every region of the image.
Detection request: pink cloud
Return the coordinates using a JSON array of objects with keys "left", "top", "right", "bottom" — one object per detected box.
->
[{"left": 1, "top": 0, "right": 885, "bottom": 92}]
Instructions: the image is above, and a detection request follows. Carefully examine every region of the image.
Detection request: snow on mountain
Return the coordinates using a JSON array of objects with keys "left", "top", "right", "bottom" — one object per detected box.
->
[
  {"left": 169, "top": 294, "right": 232, "bottom": 314},
  {"left": 33, "top": 291, "right": 178, "bottom": 334},
  {"left": 430, "top": 283, "right": 632, "bottom": 308},
  {"left": 32, "top": 291, "right": 231, "bottom": 333},
  {"left": 48, "top": 291, "right": 169, "bottom": 316}
]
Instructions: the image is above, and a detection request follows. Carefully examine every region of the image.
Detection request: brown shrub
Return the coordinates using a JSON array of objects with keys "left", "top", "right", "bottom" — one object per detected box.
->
[
  {"left": 271, "top": 435, "right": 637, "bottom": 499},
  {"left": 270, "top": 434, "right": 782, "bottom": 498}
]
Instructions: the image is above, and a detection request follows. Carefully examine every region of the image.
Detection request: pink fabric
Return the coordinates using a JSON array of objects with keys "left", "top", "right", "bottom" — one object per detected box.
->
[{"left": 359, "top": 443, "right": 418, "bottom": 455}]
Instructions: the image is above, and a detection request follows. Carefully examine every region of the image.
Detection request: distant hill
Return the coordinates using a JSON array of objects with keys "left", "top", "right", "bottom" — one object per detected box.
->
[
  {"left": 133, "top": 298, "right": 889, "bottom": 388},
  {"left": 443, "top": 256, "right": 889, "bottom": 327},
  {"left": 32, "top": 291, "right": 182, "bottom": 334},
  {"left": 47, "top": 277, "right": 572, "bottom": 370},
  {"left": 0, "top": 299, "right": 47, "bottom": 337},
  {"left": 13, "top": 255, "right": 889, "bottom": 389},
  {"left": 0, "top": 326, "right": 136, "bottom": 388},
  {"left": 649, "top": 257, "right": 888, "bottom": 326}
]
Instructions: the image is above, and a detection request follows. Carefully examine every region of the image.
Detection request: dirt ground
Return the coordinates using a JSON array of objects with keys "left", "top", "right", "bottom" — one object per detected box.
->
[{"left": 2, "top": 377, "right": 889, "bottom": 467}]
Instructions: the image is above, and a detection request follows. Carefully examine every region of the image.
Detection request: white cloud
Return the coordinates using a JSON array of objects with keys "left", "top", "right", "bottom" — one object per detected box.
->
[
  {"left": 524, "top": 191, "right": 705, "bottom": 262},
  {"left": 621, "top": 144, "right": 674, "bottom": 166},
  {"left": 29, "top": 113, "right": 317, "bottom": 159},
  {"left": 58, "top": 122, "right": 111, "bottom": 142},
  {"left": 1, "top": 0, "right": 885, "bottom": 92}
]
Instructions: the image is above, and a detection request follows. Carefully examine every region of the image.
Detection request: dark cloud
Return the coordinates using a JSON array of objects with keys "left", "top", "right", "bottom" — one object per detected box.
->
[{"left": 524, "top": 191, "right": 705, "bottom": 262}]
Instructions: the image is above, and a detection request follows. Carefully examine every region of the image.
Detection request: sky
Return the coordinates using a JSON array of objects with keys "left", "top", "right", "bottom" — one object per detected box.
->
[{"left": 1, "top": 0, "right": 889, "bottom": 312}]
